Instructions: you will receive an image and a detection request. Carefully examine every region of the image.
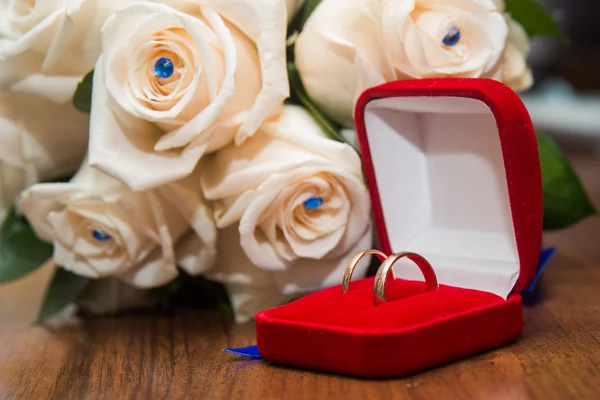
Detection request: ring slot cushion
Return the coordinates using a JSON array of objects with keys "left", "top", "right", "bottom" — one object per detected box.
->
[{"left": 256, "top": 79, "right": 543, "bottom": 378}]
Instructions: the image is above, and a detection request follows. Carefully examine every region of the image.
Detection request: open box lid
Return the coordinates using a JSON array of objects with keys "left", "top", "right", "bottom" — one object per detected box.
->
[{"left": 355, "top": 79, "right": 543, "bottom": 298}]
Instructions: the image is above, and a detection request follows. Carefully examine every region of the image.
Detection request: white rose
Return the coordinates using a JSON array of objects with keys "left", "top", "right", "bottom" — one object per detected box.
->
[
  {"left": 490, "top": 0, "right": 533, "bottom": 91},
  {"left": 295, "top": 0, "right": 508, "bottom": 126},
  {"left": 0, "top": 92, "right": 89, "bottom": 223},
  {"left": 202, "top": 105, "right": 372, "bottom": 270},
  {"left": 89, "top": 1, "right": 289, "bottom": 191},
  {"left": 0, "top": 0, "right": 134, "bottom": 102},
  {"left": 208, "top": 225, "right": 373, "bottom": 323},
  {"left": 20, "top": 163, "right": 217, "bottom": 288},
  {"left": 501, "top": 17, "right": 533, "bottom": 92}
]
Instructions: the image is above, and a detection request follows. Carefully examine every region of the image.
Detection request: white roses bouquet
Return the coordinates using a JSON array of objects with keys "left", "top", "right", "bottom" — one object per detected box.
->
[{"left": 0, "top": 0, "right": 588, "bottom": 324}]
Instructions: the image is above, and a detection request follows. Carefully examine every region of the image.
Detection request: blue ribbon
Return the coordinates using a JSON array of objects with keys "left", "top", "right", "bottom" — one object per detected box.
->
[
  {"left": 523, "top": 246, "right": 556, "bottom": 294},
  {"left": 224, "top": 345, "right": 263, "bottom": 360}
]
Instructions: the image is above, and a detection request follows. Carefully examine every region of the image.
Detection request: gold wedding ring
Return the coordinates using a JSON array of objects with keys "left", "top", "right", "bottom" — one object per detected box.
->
[
  {"left": 373, "top": 252, "right": 438, "bottom": 306},
  {"left": 342, "top": 249, "right": 388, "bottom": 294}
]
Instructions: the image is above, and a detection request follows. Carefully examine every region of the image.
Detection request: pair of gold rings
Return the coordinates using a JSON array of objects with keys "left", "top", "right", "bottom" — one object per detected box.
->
[{"left": 342, "top": 250, "right": 439, "bottom": 305}]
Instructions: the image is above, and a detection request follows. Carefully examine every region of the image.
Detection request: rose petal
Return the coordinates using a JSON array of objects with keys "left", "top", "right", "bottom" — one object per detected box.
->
[
  {"left": 296, "top": 0, "right": 389, "bottom": 126},
  {"left": 89, "top": 59, "right": 206, "bottom": 190},
  {"left": 202, "top": 106, "right": 363, "bottom": 203},
  {"left": 54, "top": 241, "right": 102, "bottom": 278},
  {"left": 175, "top": 231, "right": 216, "bottom": 276},
  {"left": 19, "top": 183, "right": 80, "bottom": 242},
  {"left": 0, "top": 7, "right": 65, "bottom": 59},
  {"left": 154, "top": 5, "right": 237, "bottom": 150},
  {"left": 501, "top": 17, "right": 532, "bottom": 91},
  {"left": 119, "top": 247, "right": 179, "bottom": 288},
  {"left": 158, "top": 174, "right": 217, "bottom": 252},
  {"left": 272, "top": 224, "right": 373, "bottom": 295},
  {"left": 206, "top": 0, "right": 289, "bottom": 144},
  {"left": 206, "top": 225, "right": 293, "bottom": 323}
]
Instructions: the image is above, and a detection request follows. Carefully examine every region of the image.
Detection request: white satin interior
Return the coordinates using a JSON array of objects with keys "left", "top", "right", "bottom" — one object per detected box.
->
[{"left": 364, "top": 97, "right": 519, "bottom": 298}]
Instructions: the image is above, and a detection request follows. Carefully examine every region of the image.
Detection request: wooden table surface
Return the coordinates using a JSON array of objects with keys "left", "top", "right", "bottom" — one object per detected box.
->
[{"left": 1, "top": 153, "right": 599, "bottom": 400}]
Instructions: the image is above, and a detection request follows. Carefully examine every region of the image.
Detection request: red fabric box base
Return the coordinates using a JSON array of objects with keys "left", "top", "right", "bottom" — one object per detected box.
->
[
  {"left": 255, "top": 79, "right": 539, "bottom": 378},
  {"left": 256, "top": 278, "right": 523, "bottom": 378}
]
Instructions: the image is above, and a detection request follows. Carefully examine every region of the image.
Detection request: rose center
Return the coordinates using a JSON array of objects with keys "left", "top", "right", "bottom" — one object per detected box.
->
[
  {"left": 303, "top": 196, "right": 324, "bottom": 210},
  {"left": 92, "top": 230, "right": 112, "bottom": 242},
  {"left": 442, "top": 26, "right": 461, "bottom": 47},
  {"left": 154, "top": 57, "right": 175, "bottom": 79}
]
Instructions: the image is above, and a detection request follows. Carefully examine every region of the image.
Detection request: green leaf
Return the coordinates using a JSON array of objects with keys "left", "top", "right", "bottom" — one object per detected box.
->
[
  {"left": 0, "top": 208, "right": 53, "bottom": 284},
  {"left": 38, "top": 268, "right": 91, "bottom": 321},
  {"left": 72, "top": 69, "right": 94, "bottom": 114},
  {"left": 505, "top": 0, "right": 562, "bottom": 37},
  {"left": 287, "top": 62, "right": 346, "bottom": 143},
  {"left": 538, "top": 133, "right": 596, "bottom": 230},
  {"left": 300, "top": 0, "right": 322, "bottom": 31}
]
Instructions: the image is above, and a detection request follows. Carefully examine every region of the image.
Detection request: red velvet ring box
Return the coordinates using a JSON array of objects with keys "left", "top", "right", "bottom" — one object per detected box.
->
[{"left": 255, "top": 79, "right": 543, "bottom": 378}]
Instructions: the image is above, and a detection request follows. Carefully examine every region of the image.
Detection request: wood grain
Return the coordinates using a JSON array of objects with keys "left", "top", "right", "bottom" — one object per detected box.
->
[{"left": 1, "top": 153, "right": 599, "bottom": 400}]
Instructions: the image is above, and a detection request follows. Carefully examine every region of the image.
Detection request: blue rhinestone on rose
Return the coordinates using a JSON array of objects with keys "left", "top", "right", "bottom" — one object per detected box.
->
[
  {"left": 303, "top": 196, "right": 324, "bottom": 210},
  {"left": 442, "top": 26, "right": 461, "bottom": 47},
  {"left": 92, "top": 230, "right": 112, "bottom": 242},
  {"left": 154, "top": 57, "right": 174, "bottom": 79}
]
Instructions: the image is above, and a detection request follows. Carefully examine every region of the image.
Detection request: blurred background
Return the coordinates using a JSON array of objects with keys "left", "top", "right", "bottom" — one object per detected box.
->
[
  {"left": 523, "top": 0, "right": 600, "bottom": 153},
  {"left": 530, "top": 0, "right": 600, "bottom": 277}
]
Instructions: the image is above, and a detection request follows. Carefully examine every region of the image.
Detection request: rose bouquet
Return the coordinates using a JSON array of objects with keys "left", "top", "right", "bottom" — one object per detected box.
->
[{"left": 0, "top": 0, "right": 594, "bottom": 323}]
